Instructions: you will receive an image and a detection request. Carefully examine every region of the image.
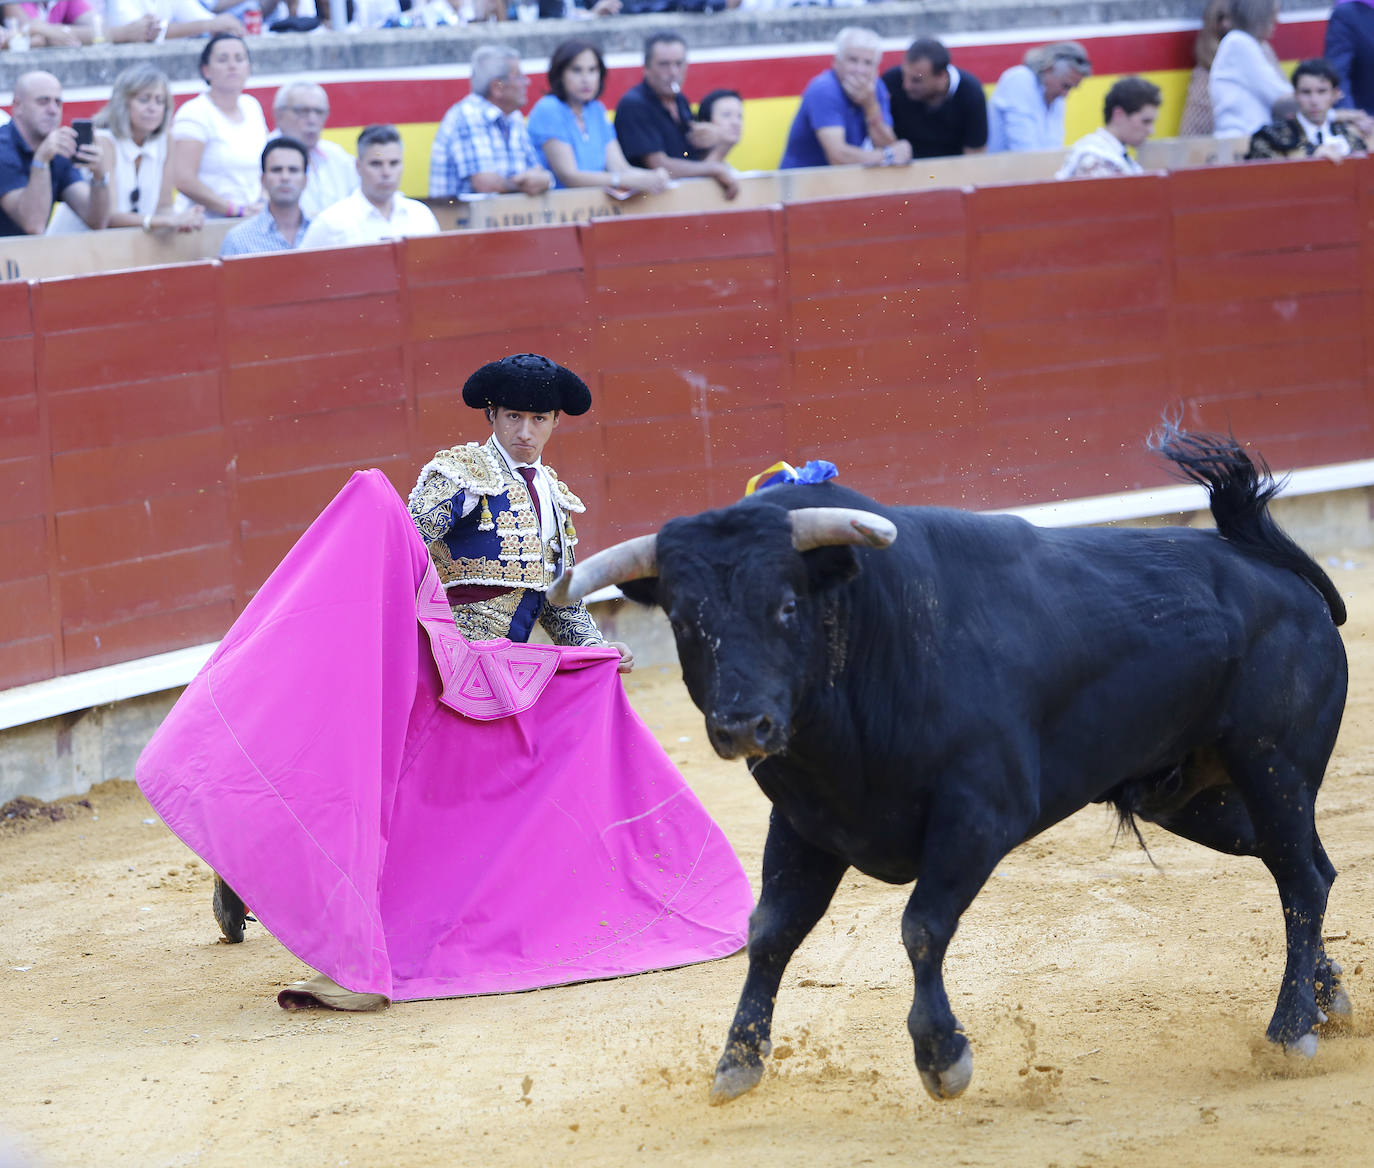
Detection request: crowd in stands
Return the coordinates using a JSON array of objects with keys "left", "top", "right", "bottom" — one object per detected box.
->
[{"left": 4, "top": 3, "right": 1374, "bottom": 251}]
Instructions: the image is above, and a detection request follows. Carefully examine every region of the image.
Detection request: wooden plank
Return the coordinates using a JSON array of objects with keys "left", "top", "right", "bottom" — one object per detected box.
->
[
  {"left": 403, "top": 225, "right": 583, "bottom": 285},
  {"left": 409, "top": 271, "right": 591, "bottom": 341},
  {"left": 224, "top": 349, "right": 408, "bottom": 423},
  {"left": 48, "top": 373, "right": 221, "bottom": 453},
  {"left": 50, "top": 430, "right": 229, "bottom": 512},
  {"left": 55, "top": 491, "right": 232, "bottom": 571},
  {"left": 61, "top": 600, "right": 235, "bottom": 674},
  {"left": 788, "top": 234, "right": 966, "bottom": 296},
  {"left": 59, "top": 547, "right": 232, "bottom": 630}
]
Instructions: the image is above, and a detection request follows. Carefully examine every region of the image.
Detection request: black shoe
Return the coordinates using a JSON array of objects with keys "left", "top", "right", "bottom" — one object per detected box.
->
[{"left": 212, "top": 874, "right": 248, "bottom": 943}]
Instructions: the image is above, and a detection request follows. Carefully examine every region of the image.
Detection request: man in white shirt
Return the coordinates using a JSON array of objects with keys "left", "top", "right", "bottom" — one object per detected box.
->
[
  {"left": 301, "top": 123, "right": 440, "bottom": 250},
  {"left": 271, "top": 81, "right": 359, "bottom": 219}
]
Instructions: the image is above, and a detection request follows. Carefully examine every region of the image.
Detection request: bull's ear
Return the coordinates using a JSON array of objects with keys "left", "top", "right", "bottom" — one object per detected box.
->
[
  {"left": 802, "top": 546, "right": 860, "bottom": 593},
  {"left": 618, "top": 577, "right": 661, "bottom": 606}
]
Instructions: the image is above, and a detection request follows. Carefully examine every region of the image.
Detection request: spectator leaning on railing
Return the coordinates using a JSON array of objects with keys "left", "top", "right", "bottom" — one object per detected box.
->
[
  {"left": 695, "top": 88, "right": 743, "bottom": 165},
  {"left": 303, "top": 123, "right": 439, "bottom": 249},
  {"left": 48, "top": 63, "right": 203, "bottom": 235},
  {"left": 103, "top": 0, "right": 243, "bottom": 42},
  {"left": 527, "top": 39, "right": 669, "bottom": 194},
  {"left": 780, "top": 27, "right": 911, "bottom": 170},
  {"left": 220, "top": 137, "right": 312, "bottom": 256},
  {"left": 171, "top": 32, "right": 269, "bottom": 220},
  {"left": 0, "top": 71, "right": 110, "bottom": 235},
  {"left": 882, "top": 36, "right": 988, "bottom": 159},
  {"left": 429, "top": 44, "right": 552, "bottom": 198},
  {"left": 987, "top": 41, "right": 1092, "bottom": 153}
]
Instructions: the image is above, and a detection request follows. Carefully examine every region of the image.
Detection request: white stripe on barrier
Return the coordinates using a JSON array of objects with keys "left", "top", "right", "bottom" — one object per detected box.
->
[{"left": 3, "top": 452, "right": 1371, "bottom": 732}]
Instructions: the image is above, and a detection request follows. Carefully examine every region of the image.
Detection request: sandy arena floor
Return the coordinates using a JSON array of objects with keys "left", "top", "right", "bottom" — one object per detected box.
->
[{"left": 3, "top": 558, "right": 1374, "bottom": 1168}]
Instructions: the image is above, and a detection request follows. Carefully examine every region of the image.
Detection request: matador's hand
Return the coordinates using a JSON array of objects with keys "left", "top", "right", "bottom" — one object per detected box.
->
[{"left": 609, "top": 640, "right": 634, "bottom": 674}]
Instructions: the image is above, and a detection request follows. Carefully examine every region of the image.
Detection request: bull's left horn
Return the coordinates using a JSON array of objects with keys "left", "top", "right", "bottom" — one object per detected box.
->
[
  {"left": 547, "top": 533, "right": 658, "bottom": 606},
  {"left": 789, "top": 508, "right": 898, "bottom": 552}
]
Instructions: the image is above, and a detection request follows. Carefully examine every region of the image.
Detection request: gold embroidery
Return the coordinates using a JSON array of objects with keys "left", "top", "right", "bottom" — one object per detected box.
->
[
  {"left": 543, "top": 464, "right": 586, "bottom": 514},
  {"left": 429, "top": 442, "right": 505, "bottom": 496},
  {"left": 451, "top": 589, "right": 527, "bottom": 641}
]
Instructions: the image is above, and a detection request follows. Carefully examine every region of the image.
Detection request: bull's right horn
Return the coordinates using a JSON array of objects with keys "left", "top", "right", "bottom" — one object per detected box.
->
[
  {"left": 789, "top": 508, "right": 898, "bottom": 552},
  {"left": 547, "top": 533, "right": 658, "bottom": 606}
]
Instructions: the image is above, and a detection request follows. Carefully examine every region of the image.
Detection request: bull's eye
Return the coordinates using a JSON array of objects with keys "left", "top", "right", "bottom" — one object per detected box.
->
[{"left": 777, "top": 597, "right": 798, "bottom": 622}]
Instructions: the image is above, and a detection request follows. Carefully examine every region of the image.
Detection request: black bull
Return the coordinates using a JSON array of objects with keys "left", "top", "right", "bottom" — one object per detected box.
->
[{"left": 548, "top": 427, "right": 1351, "bottom": 1103}]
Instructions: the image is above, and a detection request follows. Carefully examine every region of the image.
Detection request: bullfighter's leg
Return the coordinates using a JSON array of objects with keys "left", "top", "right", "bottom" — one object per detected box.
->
[
  {"left": 901, "top": 797, "right": 1021, "bottom": 1102},
  {"left": 212, "top": 873, "right": 248, "bottom": 944},
  {"left": 710, "top": 807, "right": 848, "bottom": 1104}
]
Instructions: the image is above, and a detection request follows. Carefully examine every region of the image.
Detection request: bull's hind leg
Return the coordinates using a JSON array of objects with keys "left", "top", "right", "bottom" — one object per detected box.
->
[
  {"left": 710, "top": 808, "right": 848, "bottom": 1104},
  {"left": 1227, "top": 749, "right": 1335, "bottom": 1055}
]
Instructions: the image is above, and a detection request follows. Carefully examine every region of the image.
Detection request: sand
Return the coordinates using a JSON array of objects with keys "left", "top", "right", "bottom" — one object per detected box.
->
[{"left": 3, "top": 558, "right": 1374, "bottom": 1167}]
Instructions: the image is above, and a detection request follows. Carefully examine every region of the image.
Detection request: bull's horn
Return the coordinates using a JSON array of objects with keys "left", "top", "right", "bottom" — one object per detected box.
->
[
  {"left": 789, "top": 508, "right": 898, "bottom": 552},
  {"left": 547, "top": 533, "right": 658, "bottom": 606}
]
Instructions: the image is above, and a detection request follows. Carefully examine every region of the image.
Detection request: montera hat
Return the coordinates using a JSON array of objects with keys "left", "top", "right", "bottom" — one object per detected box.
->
[{"left": 461, "top": 353, "right": 592, "bottom": 416}]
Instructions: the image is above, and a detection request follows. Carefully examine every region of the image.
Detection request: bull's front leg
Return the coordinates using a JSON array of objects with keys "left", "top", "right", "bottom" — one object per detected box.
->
[
  {"left": 902, "top": 796, "right": 1020, "bottom": 1102},
  {"left": 711, "top": 807, "right": 848, "bottom": 1104}
]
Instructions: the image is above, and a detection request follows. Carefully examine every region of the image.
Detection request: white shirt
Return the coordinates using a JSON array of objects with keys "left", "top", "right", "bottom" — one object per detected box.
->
[
  {"left": 48, "top": 128, "right": 167, "bottom": 234},
  {"left": 300, "top": 187, "right": 440, "bottom": 250},
  {"left": 1297, "top": 111, "right": 1351, "bottom": 156},
  {"left": 106, "top": 0, "right": 212, "bottom": 25},
  {"left": 171, "top": 92, "right": 269, "bottom": 211},
  {"left": 1210, "top": 30, "right": 1292, "bottom": 138}
]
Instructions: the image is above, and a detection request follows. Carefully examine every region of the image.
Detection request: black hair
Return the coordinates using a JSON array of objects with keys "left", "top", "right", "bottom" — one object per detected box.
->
[
  {"left": 644, "top": 33, "right": 686, "bottom": 66},
  {"left": 1292, "top": 58, "right": 1341, "bottom": 89},
  {"left": 262, "top": 136, "right": 309, "bottom": 172},
  {"left": 1103, "top": 76, "right": 1163, "bottom": 122},
  {"left": 904, "top": 37, "right": 950, "bottom": 72},
  {"left": 357, "top": 123, "right": 402, "bottom": 152},
  {"left": 548, "top": 39, "right": 606, "bottom": 103},
  {"left": 199, "top": 32, "right": 248, "bottom": 78},
  {"left": 696, "top": 88, "right": 742, "bottom": 122}
]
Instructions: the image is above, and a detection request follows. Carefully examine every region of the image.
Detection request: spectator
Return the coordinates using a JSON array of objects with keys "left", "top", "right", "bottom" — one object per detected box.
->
[
  {"left": 614, "top": 33, "right": 738, "bottom": 199},
  {"left": 1, "top": 0, "right": 88, "bottom": 46},
  {"left": 527, "top": 39, "right": 669, "bottom": 194},
  {"left": 271, "top": 82, "right": 358, "bottom": 219},
  {"left": 1210, "top": 0, "right": 1291, "bottom": 137},
  {"left": 987, "top": 41, "right": 1093, "bottom": 153},
  {"left": 696, "top": 88, "right": 743, "bottom": 164},
  {"left": 220, "top": 137, "right": 311, "bottom": 256},
  {"left": 780, "top": 27, "right": 910, "bottom": 170},
  {"left": 48, "top": 64, "right": 202, "bottom": 235},
  {"left": 882, "top": 36, "right": 988, "bottom": 159},
  {"left": 302, "top": 124, "right": 440, "bottom": 249},
  {"left": 0, "top": 71, "right": 109, "bottom": 236},
  {"left": 1245, "top": 58, "right": 1369, "bottom": 158},
  {"left": 1179, "top": 0, "right": 1234, "bottom": 135},
  {"left": 428, "top": 45, "right": 551, "bottom": 199},
  {"left": 1056, "top": 76, "right": 1162, "bottom": 179},
  {"left": 1326, "top": 0, "right": 1374, "bottom": 114},
  {"left": 102, "top": 0, "right": 243, "bottom": 40},
  {"left": 171, "top": 32, "right": 269, "bottom": 220}
]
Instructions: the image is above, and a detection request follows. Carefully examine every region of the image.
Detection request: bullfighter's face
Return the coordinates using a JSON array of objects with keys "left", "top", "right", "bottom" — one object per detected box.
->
[{"left": 491, "top": 407, "right": 559, "bottom": 466}]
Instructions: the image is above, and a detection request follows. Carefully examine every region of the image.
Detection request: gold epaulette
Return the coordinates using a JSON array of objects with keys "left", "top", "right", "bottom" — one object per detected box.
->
[
  {"left": 542, "top": 464, "right": 586, "bottom": 514},
  {"left": 429, "top": 443, "right": 505, "bottom": 496}
]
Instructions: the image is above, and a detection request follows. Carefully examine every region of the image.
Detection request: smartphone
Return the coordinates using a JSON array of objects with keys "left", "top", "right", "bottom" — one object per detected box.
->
[{"left": 73, "top": 119, "right": 94, "bottom": 150}]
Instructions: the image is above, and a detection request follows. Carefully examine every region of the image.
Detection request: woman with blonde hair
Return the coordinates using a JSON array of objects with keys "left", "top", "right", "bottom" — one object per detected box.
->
[
  {"left": 1210, "top": 0, "right": 1292, "bottom": 136},
  {"left": 48, "top": 64, "right": 204, "bottom": 234}
]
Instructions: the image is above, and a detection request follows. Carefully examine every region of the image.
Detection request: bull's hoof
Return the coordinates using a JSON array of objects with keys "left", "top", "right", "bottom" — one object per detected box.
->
[
  {"left": 1319, "top": 987, "right": 1353, "bottom": 1033},
  {"left": 918, "top": 1045, "right": 974, "bottom": 1101},
  {"left": 709, "top": 1058, "right": 764, "bottom": 1105},
  {"left": 1282, "top": 1032, "right": 1320, "bottom": 1059},
  {"left": 212, "top": 875, "right": 247, "bottom": 944}
]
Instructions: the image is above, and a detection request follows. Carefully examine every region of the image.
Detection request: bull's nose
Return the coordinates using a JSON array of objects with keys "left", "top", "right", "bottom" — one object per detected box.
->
[{"left": 706, "top": 714, "right": 779, "bottom": 760}]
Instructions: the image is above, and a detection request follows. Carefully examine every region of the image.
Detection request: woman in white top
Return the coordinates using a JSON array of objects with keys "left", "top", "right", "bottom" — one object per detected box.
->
[
  {"left": 171, "top": 32, "right": 268, "bottom": 221},
  {"left": 49, "top": 65, "right": 204, "bottom": 235},
  {"left": 1209, "top": 0, "right": 1292, "bottom": 138}
]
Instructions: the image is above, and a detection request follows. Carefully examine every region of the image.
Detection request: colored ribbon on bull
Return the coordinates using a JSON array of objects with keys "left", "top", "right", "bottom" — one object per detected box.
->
[{"left": 744, "top": 459, "right": 839, "bottom": 496}]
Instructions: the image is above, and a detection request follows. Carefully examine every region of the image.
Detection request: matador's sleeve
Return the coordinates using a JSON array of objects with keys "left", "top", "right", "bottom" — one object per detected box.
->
[
  {"left": 408, "top": 467, "right": 462, "bottom": 541},
  {"left": 538, "top": 600, "right": 609, "bottom": 647}
]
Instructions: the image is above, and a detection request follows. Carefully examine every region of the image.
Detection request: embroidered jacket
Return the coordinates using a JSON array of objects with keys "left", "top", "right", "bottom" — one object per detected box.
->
[
  {"left": 1245, "top": 117, "right": 1368, "bottom": 160},
  {"left": 408, "top": 438, "right": 606, "bottom": 646}
]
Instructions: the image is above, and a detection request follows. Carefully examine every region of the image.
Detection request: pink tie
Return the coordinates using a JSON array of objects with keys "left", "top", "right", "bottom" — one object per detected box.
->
[{"left": 518, "top": 466, "right": 542, "bottom": 528}]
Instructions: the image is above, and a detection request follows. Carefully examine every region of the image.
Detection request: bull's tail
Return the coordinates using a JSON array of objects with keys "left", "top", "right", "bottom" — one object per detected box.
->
[{"left": 1149, "top": 422, "right": 1346, "bottom": 626}]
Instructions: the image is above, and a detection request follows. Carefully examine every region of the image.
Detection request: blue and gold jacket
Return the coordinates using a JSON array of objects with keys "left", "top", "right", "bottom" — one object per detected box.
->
[{"left": 408, "top": 438, "right": 605, "bottom": 645}]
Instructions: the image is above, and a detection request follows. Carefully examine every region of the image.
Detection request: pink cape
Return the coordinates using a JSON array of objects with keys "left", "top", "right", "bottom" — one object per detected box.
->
[{"left": 136, "top": 470, "right": 751, "bottom": 1001}]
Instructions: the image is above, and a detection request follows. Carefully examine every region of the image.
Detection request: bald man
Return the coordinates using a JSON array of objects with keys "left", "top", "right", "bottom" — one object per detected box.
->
[
  {"left": 271, "top": 82, "right": 359, "bottom": 219},
  {"left": 1, "top": 71, "right": 109, "bottom": 235}
]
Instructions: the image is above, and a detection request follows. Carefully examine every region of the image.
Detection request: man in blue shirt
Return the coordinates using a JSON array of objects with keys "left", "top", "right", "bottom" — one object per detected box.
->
[
  {"left": 987, "top": 42, "right": 1093, "bottom": 154},
  {"left": 220, "top": 138, "right": 312, "bottom": 258},
  {"left": 0, "top": 70, "right": 110, "bottom": 236},
  {"left": 780, "top": 27, "right": 912, "bottom": 170}
]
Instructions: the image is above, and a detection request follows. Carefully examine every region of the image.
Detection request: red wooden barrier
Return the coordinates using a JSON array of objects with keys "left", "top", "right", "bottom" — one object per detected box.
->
[{"left": 3, "top": 158, "right": 1373, "bottom": 690}]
